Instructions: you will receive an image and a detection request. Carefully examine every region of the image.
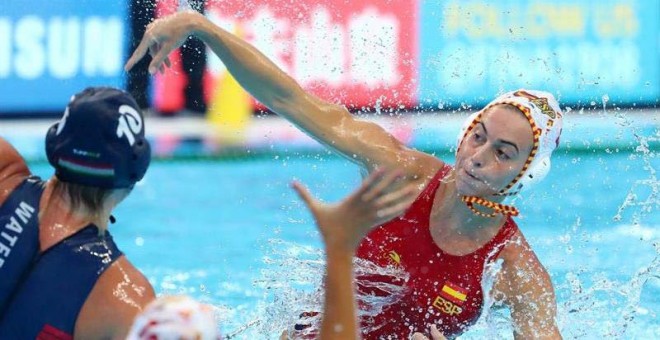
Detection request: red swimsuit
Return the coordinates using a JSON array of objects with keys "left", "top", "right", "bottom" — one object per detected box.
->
[{"left": 354, "top": 165, "right": 518, "bottom": 339}]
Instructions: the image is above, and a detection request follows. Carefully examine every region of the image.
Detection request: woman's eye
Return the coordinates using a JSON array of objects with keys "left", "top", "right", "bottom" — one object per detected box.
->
[
  {"left": 473, "top": 133, "right": 482, "bottom": 141},
  {"left": 497, "top": 150, "right": 510, "bottom": 160}
]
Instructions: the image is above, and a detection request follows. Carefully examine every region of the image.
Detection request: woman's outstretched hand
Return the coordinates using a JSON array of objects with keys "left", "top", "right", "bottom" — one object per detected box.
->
[
  {"left": 125, "top": 11, "right": 205, "bottom": 74},
  {"left": 292, "top": 169, "right": 418, "bottom": 252}
]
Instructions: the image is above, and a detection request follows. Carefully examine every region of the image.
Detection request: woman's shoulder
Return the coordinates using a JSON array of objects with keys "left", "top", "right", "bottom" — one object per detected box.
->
[
  {"left": 397, "top": 149, "right": 447, "bottom": 185},
  {"left": 498, "top": 229, "right": 535, "bottom": 264},
  {"left": 0, "top": 137, "right": 30, "bottom": 174},
  {"left": 498, "top": 229, "right": 550, "bottom": 278},
  {"left": 0, "top": 138, "right": 31, "bottom": 206},
  {"left": 76, "top": 256, "right": 156, "bottom": 338}
]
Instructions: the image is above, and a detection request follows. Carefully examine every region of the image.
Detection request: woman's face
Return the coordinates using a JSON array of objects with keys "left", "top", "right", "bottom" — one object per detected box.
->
[{"left": 454, "top": 105, "right": 534, "bottom": 197}]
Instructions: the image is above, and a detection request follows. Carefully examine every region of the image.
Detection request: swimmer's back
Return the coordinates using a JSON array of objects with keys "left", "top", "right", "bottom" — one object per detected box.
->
[
  {"left": 0, "top": 225, "right": 155, "bottom": 339},
  {"left": 0, "top": 176, "right": 43, "bottom": 313}
]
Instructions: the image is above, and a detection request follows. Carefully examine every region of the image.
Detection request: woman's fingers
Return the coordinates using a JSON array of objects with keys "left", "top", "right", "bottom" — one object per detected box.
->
[
  {"left": 361, "top": 169, "right": 402, "bottom": 202},
  {"left": 147, "top": 43, "right": 162, "bottom": 73},
  {"left": 429, "top": 324, "right": 446, "bottom": 340},
  {"left": 352, "top": 169, "right": 386, "bottom": 199},
  {"left": 126, "top": 12, "right": 200, "bottom": 72},
  {"left": 411, "top": 333, "right": 430, "bottom": 340},
  {"left": 149, "top": 41, "right": 176, "bottom": 74},
  {"left": 410, "top": 325, "right": 445, "bottom": 340},
  {"left": 125, "top": 34, "right": 154, "bottom": 71},
  {"left": 375, "top": 192, "right": 417, "bottom": 221},
  {"left": 374, "top": 183, "right": 417, "bottom": 210},
  {"left": 148, "top": 42, "right": 159, "bottom": 57},
  {"left": 291, "top": 181, "right": 317, "bottom": 212}
]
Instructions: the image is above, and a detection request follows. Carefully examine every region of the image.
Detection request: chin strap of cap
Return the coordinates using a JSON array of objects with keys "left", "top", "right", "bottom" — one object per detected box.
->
[{"left": 462, "top": 196, "right": 520, "bottom": 218}]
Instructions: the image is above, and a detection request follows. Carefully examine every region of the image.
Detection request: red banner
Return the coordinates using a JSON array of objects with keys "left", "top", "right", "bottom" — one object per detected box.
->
[{"left": 154, "top": 0, "right": 418, "bottom": 113}]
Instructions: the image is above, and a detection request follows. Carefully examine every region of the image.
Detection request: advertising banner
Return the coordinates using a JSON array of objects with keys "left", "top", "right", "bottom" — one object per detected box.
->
[
  {"left": 153, "top": 0, "right": 418, "bottom": 112},
  {"left": 0, "top": 1, "right": 128, "bottom": 114},
  {"left": 419, "top": 0, "right": 660, "bottom": 108},
  {"left": 2, "top": 1, "right": 657, "bottom": 114}
]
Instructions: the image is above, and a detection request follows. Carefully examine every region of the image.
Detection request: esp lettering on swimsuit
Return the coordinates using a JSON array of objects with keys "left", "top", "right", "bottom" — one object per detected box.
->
[
  {"left": 432, "top": 296, "right": 463, "bottom": 316},
  {"left": 0, "top": 201, "right": 35, "bottom": 268}
]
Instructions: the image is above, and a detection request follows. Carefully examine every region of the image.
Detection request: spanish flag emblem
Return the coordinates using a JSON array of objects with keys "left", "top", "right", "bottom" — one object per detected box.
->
[{"left": 439, "top": 281, "right": 468, "bottom": 305}]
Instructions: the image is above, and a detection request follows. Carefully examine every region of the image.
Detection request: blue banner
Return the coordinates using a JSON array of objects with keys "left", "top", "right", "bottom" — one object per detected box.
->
[
  {"left": 0, "top": 1, "right": 128, "bottom": 113},
  {"left": 419, "top": 0, "right": 660, "bottom": 108}
]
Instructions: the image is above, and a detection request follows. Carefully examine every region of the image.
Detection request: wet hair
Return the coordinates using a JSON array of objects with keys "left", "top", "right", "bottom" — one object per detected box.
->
[{"left": 53, "top": 180, "right": 120, "bottom": 213}]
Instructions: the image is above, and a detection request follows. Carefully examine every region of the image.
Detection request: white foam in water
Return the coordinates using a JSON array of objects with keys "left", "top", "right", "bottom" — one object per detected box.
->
[
  {"left": 219, "top": 238, "right": 411, "bottom": 338},
  {"left": 353, "top": 257, "right": 409, "bottom": 319},
  {"left": 248, "top": 240, "right": 325, "bottom": 337}
]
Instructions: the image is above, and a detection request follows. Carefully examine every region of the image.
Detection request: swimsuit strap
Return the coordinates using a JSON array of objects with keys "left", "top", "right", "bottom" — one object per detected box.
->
[{"left": 419, "top": 164, "right": 453, "bottom": 201}]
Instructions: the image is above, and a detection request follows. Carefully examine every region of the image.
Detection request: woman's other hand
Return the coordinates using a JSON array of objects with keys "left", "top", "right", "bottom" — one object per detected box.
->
[
  {"left": 292, "top": 169, "right": 417, "bottom": 253},
  {"left": 411, "top": 324, "right": 447, "bottom": 340}
]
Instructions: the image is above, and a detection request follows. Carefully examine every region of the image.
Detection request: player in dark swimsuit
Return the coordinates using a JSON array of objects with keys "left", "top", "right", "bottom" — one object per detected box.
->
[{"left": 0, "top": 87, "right": 155, "bottom": 339}]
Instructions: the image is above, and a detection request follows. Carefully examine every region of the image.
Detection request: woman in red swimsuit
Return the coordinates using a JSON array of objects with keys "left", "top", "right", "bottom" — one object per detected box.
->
[{"left": 127, "top": 11, "right": 563, "bottom": 339}]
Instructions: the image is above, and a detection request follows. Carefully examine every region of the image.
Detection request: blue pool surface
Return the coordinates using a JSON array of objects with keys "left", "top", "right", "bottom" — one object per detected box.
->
[{"left": 29, "top": 151, "right": 660, "bottom": 339}]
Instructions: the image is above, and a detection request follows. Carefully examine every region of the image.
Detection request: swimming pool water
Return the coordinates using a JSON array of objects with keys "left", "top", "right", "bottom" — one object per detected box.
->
[{"left": 29, "top": 151, "right": 660, "bottom": 339}]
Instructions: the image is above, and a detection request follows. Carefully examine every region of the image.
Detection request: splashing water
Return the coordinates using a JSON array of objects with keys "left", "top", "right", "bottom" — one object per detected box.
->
[
  {"left": 471, "top": 258, "right": 511, "bottom": 338},
  {"left": 222, "top": 238, "right": 409, "bottom": 338},
  {"left": 610, "top": 108, "right": 659, "bottom": 222},
  {"left": 254, "top": 239, "right": 326, "bottom": 337},
  {"left": 353, "top": 257, "right": 410, "bottom": 317},
  {"left": 178, "top": 0, "right": 194, "bottom": 12},
  {"left": 557, "top": 244, "right": 660, "bottom": 339}
]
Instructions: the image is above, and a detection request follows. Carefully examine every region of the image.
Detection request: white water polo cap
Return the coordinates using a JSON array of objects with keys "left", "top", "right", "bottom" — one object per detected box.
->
[
  {"left": 457, "top": 89, "right": 564, "bottom": 195},
  {"left": 126, "top": 295, "right": 220, "bottom": 340}
]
